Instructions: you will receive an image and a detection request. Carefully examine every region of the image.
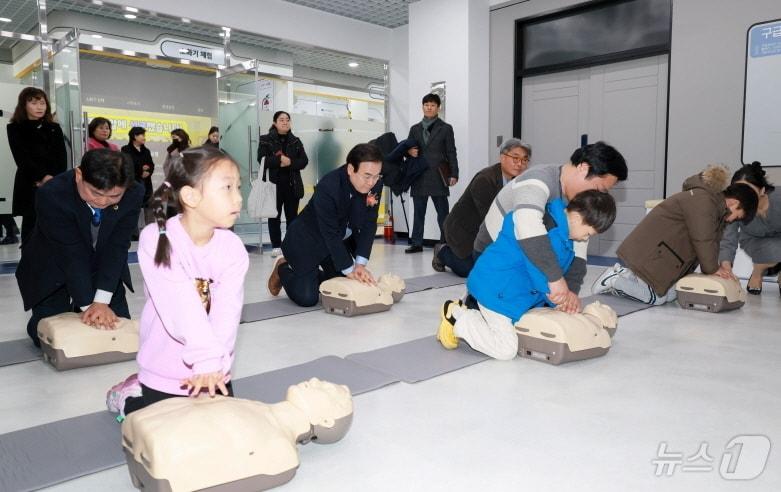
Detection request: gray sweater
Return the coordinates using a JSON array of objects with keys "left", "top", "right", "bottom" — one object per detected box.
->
[{"left": 473, "top": 164, "right": 588, "bottom": 293}]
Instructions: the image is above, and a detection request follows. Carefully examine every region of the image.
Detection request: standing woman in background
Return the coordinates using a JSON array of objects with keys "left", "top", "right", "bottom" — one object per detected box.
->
[
  {"left": 203, "top": 126, "right": 220, "bottom": 148},
  {"left": 87, "top": 116, "right": 119, "bottom": 151},
  {"left": 719, "top": 161, "right": 781, "bottom": 295},
  {"left": 121, "top": 126, "right": 155, "bottom": 226},
  {"left": 164, "top": 128, "right": 191, "bottom": 176},
  {"left": 258, "top": 111, "right": 309, "bottom": 257},
  {"left": 6, "top": 87, "right": 67, "bottom": 245},
  {"left": 163, "top": 129, "right": 191, "bottom": 218}
]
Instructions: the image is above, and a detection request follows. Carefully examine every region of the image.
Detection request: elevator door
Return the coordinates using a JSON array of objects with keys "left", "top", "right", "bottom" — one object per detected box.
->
[{"left": 521, "top": 55, "right": 668, "bottom": 257}]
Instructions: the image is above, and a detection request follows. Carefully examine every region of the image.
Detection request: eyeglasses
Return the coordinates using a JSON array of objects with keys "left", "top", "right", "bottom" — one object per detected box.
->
[
  {"left": 360, "top": 173, "right": 383, "bottom": 183},
  {"left": 503, "top": 153, "right": 530, "bottom": 164}
]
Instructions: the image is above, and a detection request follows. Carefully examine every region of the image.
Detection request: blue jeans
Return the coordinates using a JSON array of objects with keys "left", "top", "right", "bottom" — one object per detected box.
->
[
  {"left": 437, "top": 244, "right": 475, "bottom": 278},
  {"left": 411, "top": 195, "right": 449, "bottom": 246}
]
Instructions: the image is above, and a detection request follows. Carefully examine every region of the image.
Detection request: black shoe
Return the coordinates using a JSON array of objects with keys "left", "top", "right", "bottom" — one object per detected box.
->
[
  {"left": 0, "top": 236, "right": 19, "bottom": 245},
  {"left": 431, "top": 243, "right": 446, "bottom": 272},
  {"left": 405, "top": 245, "right": 423, "bottom": 254},
  {"left": 746, "top": 275, "right": 762, "bottom": 295},
  {"left": 764, "top": 262, "right": 781, "bottom": 276}
]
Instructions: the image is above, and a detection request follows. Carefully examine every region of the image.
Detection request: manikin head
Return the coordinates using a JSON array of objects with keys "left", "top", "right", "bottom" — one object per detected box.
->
[{"left": 287, "top": 378, "right": 353, "bottom": 444}]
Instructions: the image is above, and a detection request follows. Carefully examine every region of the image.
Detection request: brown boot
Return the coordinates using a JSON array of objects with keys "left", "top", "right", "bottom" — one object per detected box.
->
[{"left": 268, "top": 257, "right": 287, "bottom": 296}]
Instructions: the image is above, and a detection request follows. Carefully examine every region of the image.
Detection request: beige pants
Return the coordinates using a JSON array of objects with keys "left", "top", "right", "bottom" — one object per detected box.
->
[{"left": 453, "top": 302, "right": 518, "bottom": 360}]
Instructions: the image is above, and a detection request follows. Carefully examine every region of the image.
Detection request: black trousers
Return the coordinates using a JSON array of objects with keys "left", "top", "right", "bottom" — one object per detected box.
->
[
  {"left": 0, "top": 214, "right": 17, "bottom": 237},
  {"left": 26, "top": 282, "right": 129, "bottom": 346},
  {"left": 437, "top": 244, "right": 476, "bottom": 278},
  {"left": 411, "top": 195, "right": 449, "bottom": 246},
  {"left": 268, "top": 183, "right": 300, "bottom": 248},
  {"left": 124, "top": 382, "right": 235, "bottom": 416},
  {"left": 279, "top": 236, "right": 357, "bottom": 307}
]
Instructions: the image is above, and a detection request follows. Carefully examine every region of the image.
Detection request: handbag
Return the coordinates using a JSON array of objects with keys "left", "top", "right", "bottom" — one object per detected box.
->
[{"left": 247, "top": 158, "right": 278, "bottom": 219}]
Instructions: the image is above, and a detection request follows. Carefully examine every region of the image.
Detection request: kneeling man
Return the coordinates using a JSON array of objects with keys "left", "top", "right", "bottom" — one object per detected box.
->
[
  {"left": 268, "top": 143, "right": 384, "bottom": 307},
  {"left": 438, "top": 190, "right": 616, "bottom": 360}
]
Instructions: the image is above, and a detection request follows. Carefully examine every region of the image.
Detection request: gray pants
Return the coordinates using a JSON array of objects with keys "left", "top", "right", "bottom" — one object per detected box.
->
[{"left": 613, "top": 268, "right": 678, "bottom": 305}]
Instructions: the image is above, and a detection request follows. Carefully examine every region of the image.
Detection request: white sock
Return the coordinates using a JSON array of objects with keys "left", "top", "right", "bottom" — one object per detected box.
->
[{"left": 451, "top": 304, "right": 466, "bottom": 320}]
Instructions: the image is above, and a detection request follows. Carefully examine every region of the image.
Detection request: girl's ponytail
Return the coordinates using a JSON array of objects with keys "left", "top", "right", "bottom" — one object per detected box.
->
[
  {"left": 150, "top": 146, "right": 236, "bottom": 268},
  {"left": 151, "top": 179, "right": 174, "bottom": 267}
]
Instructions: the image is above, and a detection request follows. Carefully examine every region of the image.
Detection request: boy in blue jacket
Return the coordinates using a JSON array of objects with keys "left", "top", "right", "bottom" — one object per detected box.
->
[{"left": 437, "top": 190, "right": 616, "bottom": 359}]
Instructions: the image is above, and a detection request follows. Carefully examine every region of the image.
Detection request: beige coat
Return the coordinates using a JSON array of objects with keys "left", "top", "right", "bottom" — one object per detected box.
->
[{"left": 617, "top": 166, "right": 730, "bottom": 295}]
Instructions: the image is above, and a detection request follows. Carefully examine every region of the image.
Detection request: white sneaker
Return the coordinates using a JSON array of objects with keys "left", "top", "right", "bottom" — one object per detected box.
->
[
  {"left": 271, "top": 248, "right": 282, "bottom": 258},
  {"left": 591, "top": 263, "right": 626, "bottom": 295}
]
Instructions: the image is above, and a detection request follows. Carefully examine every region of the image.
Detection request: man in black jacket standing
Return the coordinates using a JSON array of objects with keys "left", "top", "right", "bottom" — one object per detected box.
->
[
  {"left": 16, "top": 149, "right": 143, "bottom": 346},
  {"left": 267, "top": 143, "right": 384, "bottom": 307},
  {"left": 405, "top": 93, "right": 458, "bottom": 253},
  {"left": 433, "top": 139, "right": 531, "bottom": 276}
]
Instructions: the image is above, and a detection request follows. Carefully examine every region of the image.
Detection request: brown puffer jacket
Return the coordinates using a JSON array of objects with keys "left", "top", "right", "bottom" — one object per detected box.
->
[{"left": 617, "top": 165, "right": 730, "bottom": 295}]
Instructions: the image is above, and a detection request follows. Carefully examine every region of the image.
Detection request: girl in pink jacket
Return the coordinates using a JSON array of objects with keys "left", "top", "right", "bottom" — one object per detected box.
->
[{"left": 106, "top": 146, "right": 248, "bottom": 419}]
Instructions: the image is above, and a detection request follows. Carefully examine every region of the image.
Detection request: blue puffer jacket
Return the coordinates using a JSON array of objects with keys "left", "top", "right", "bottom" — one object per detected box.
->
[{"left": 466, "top": 199, "right": 575, "bottom": 323}]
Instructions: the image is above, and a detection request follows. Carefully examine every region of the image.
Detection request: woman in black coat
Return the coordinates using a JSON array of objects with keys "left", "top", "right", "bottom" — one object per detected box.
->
[
  {"left": 257, "top": 111, "right": 309, "bottom": 256},
  {"left": 6, "top": 87, "right": 67, "bottom": 245},
  {"left": 120, "top": 126, "right": 155, "bottom": 224}
]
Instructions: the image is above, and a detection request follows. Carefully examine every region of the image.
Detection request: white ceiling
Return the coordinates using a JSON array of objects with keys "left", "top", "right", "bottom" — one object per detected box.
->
[
  {"left": 281, "top": 0, "right": 414, "bottom": 29},
  {"left": 0, "top": 0, "right": 386, "bottom": 81}
]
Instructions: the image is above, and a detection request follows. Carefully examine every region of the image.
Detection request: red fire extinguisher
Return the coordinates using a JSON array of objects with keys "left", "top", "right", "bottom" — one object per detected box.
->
[{"left": 384, "top": 212, "right": 395, "bottom": 243}]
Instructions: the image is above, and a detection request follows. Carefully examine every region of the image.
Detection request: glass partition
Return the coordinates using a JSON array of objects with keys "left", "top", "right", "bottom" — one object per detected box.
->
[
  {"left": 49, "top": 30, "right": 83, "bottom": 168},
  {"left": 218, "top": 62, "right": 261, "bottom": 228}
]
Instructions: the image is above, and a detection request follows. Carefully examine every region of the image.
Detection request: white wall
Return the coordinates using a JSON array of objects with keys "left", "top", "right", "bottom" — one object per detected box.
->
[
  {"left": 666, "top": 0, "right": 781, "bottom": 192},
  {"left": 120, "top": 0, "right": 393, "bottom": 61},
  {"left": 407, "top": 0, "right": 489, "bottom": 240},
  {"left": 0, "top": 63, "right": 15, "bottom": 84},
  {"left": 490, "top": 0, "right": 781, "bottom": 195},
  {"left": 389, "top": 25, "right": 409, "bottom": 139}
]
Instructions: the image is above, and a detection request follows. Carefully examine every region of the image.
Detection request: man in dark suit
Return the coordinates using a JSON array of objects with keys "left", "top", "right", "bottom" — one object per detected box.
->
[
  {"left": 405, "top": 93, "right": 459, "bottom": 253},
  {"left": 432, "top": 139, "right": 532, "bottom": 277},
  {"left": 16, "top": 148, "right": 143, "bottom": 346},
  {"left": 267, "top": 143, "right": 384, "bottom": 307}
]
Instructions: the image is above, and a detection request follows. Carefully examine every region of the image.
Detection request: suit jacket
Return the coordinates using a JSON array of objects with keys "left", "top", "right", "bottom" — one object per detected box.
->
[
  {"left": 282, "top": 165, "right": 383, "bottom": 272},
  {"left": 407, "top": 118, "right": 458, "bottom": 197},
  {"left": 6, "top": 120, "right": 67, "bottom": 216},
  {"left": 444, "top": 163, "right": 504, "bottom": 259},
  {"left": 16, "top": 169, "right": 144, "bottom": 310}
]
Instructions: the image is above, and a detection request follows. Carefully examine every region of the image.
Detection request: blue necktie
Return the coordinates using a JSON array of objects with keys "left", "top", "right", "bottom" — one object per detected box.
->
[{"left": 91, "top": 208, "right": 102, "bottom": 226}]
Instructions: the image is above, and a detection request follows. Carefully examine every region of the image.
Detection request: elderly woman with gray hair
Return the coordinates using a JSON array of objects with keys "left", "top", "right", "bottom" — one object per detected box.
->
[{"left": 432, "top": 139, "right": 532, "bottom": 277}]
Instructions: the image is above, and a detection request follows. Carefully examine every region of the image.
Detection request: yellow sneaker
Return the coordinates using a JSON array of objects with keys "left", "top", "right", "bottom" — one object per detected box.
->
[{"left": 436, "top": 300, "right": 462, "bottom": 350}]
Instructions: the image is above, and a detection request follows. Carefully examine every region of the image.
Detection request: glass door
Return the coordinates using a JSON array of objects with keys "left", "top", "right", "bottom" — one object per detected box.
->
[
  {"left": 217, "top": 61, "right": 261, "bottom": 228},
  {"left": 49, "top": 29, "right": 83, "bottom": 168}
]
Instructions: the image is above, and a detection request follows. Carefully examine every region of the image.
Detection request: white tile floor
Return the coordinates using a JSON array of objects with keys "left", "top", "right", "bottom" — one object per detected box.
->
[{"left": 0, "top": 241, "right": 779, "bottom": 491}]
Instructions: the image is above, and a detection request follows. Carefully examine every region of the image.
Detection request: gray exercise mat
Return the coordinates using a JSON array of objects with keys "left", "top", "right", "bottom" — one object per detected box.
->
[
  {"left": 241, "top": 298, "right": 321, "bottom": 323},
  {"left": 346, "top": 336, "right": 490, "bottom": 383},
  {"left": 404, "top": 273, "right": 465, "bottom": 293},
  {"left": 0, "top": 410, "right": 122, "bottom": 492},
  {"left": 0, "top": 356, "right": 399, "bottom": 491},
  {"left": 580, "top": 294, "right": 654, "bottom": 316},
  {"left": 0, "top": 338, "right": 41, "bottom": 367},
  {"left": 241, "top": 273, "right": 465, "bottom": 323},
  {"left": 233, "top": 355, "right": 400, "bottom": 402}
]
